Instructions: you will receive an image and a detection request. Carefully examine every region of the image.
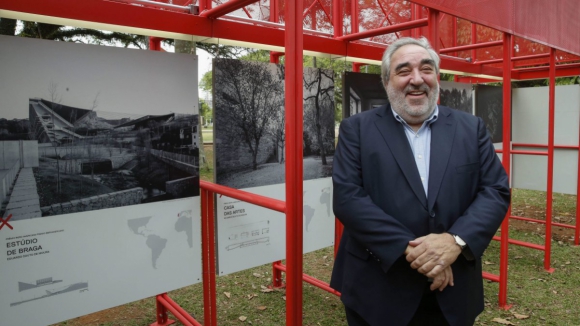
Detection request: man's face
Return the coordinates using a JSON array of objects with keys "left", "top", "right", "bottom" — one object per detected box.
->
[{"left": 385, "top": 44, "right": 439, "bottom": 126}]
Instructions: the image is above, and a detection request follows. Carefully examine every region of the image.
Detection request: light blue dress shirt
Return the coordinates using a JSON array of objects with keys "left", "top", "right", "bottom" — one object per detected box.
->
[{"left": 392, "top": 106, "right": 439, "bottom": 196}]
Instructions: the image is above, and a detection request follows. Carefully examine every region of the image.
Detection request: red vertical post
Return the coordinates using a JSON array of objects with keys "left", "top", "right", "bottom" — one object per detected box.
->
[
  {"left": 149, "top": 37, "right": 162, "bottom": 51},
  {"left": 201, "top": 189, "right": 217, "bottom": 326},
  {"left": 471, "top": 23, "right": 477, "bottom": 62},
  {"left": 269, "top": 0, "right": 277, "bottom": 23},
  {"left": 150, "top": 294, "right": 175, "bottom": 326},
  {"left": 334, "top": 219, "right": 343, "bottom": 257},
  {"left": 199, "top": 0, "right": 211, "bottom": 12},
  {"left": 332, "top": 0, "right": 342, "bottom": 37},
  {"left": 427, "top": 9, "right": 439, "bottom": 53},
  {"left": 498, "top": 32, "right": 512, "bottom": 309},
  {"left": 545, "top": 48, "right": 556, "bottom": 272},
  {"left": 427, "top": 8, "right": 439, "bottom": 105},
  {"left": 284, "top": 0, "right": 304, "bottom": 325},
  {"left": 411, "top": 4, "right": 420, "bottom": 38},
  {"left": 351, "top": 0, "right": 359, "bottom": 35},
  {"left": 576, "top": 140, "right": 580, "bottom": 245}
]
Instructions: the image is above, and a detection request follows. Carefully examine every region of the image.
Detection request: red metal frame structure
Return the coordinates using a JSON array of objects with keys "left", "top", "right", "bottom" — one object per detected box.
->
[{"left": 2, "top": 0, "right": 580, "bottom": 324}]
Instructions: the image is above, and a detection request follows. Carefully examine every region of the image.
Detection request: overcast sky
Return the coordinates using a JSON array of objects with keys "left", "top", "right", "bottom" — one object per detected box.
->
[{"left": 0, "top": 35, "right": 199, "bottom": 120}]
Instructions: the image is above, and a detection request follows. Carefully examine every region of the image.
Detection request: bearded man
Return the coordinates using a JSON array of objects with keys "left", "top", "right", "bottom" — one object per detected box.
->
[{"left": 330, "top": 37, "right": 510, "bottom": 326}]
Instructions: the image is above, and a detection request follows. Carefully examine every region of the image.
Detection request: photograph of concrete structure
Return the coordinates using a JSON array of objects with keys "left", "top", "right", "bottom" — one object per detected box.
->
[
  {"left": 342, "top": 72, "right": 389, "bottom": 118},
  {"left": 0, "top": 35, "right": 200, "bottom": 220},
  {"left": 1, "top": 99, "right": 199, "bottom": 220},
  {"left": 213, "top": 59, "right": 335, "bottom": 189}
]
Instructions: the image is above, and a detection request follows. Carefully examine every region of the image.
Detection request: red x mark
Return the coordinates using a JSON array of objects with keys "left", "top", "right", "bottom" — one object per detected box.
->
[{"left": 0, "top": 214, "right": 13, "bottom": 230}]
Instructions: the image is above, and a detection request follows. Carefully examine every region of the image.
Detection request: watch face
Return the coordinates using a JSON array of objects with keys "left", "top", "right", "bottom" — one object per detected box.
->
[{"left": 454, "top": 235, "right": 466, "bottom": 248}]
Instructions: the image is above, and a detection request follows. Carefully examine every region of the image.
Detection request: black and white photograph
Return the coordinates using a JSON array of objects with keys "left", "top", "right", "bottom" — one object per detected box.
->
[
  {"left": 213, "top": 58, "right": 335, "bottom": 189},
  {"left": 439, "top": 80, "right": 474, "bottom": 114},
  {"left": 0, "top": 36, "right": 200, "bottom": 220},
  {"left": 342, "top": 72, "right": 389, "bottom": 119},
  {"left": 475, "top": 84, "right": 503, "bottom": 143}
]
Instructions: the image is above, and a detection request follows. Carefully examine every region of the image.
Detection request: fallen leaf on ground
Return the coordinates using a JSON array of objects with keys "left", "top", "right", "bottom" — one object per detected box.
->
[
  {"left": 224, "top": 292, "right": 231, "bottom": 298},
  {"left": 513, "top": 313, "right": 529, "bottom": 320},
  {"left": 253, "top": 273, "right": 262, "bottom": 278},
  {"left": 239, "top": 316, "right": 247, "bottom": 322},
  {"left": 247, "top": 294, "right": 258, "bottom": 300},
  {"left": 484, "top": 261, "right": 495, "bottom": 265},
  {"left": 492, "top": 317, "right": 516, "bottom": 325},
  {"left": 257, "top": 306, "right": 267, "bottom": 311},
  {"left": 260, "top": 288, "right": 274, "bottom": 293}
]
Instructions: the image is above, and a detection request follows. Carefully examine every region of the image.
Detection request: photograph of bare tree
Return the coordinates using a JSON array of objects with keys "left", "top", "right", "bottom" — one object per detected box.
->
[
  {"left": 213, "top": 59, "right": 335, "bottom": 189},
  {"left": 342, "top": 72, "right": 389, "bottom": 119},
  {"left": 0, "top": 35, "right": 199, "bottom": 220},
  {"left": 475, "top": 84, "right": 503, "bottom": 143},
  {"left": 439, "top": 80, "right": 474, "bottom": 114}
]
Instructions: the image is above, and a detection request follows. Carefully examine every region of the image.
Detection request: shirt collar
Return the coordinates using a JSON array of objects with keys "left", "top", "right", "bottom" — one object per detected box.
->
[{"left": 392, "top": 105, "right": 439, "bottom": 130}]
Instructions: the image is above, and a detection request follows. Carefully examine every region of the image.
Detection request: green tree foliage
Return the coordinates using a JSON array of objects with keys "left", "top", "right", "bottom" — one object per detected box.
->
[{"left": 199, "top": 99, "right": 212, "bottom": 122}]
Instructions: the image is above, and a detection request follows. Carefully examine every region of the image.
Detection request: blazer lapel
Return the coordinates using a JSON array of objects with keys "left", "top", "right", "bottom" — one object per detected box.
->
[
  {"left": 374, "top": 105, "right": 428, "bottom": 210},
  {"left": 427, "top": 106, "right": 456, "bottom": 210}
]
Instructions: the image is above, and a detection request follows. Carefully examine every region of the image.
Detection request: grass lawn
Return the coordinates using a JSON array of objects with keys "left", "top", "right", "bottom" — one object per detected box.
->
[
  {"left": 53, "top": 151, "right": 580, "bottom": 326},
  {"left": 202, "top": 129, "right": 214, "bottom": 143}
]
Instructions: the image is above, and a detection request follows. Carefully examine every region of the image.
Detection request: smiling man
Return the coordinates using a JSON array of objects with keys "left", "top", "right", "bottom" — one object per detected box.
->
[{"left": 330, "top": 37, "right": 510, "bottom": 326}]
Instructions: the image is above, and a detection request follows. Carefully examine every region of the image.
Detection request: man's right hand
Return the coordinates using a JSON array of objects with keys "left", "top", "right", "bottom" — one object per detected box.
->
[
  {"left": 430, "top": 265, "right": 454, "bottom": 291},
  {"left": 406, "top": 243, "right": 454, "bottom": 291}
]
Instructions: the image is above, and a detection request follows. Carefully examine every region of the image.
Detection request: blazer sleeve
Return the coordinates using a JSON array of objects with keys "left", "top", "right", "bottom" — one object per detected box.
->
[
  {"left": 333, "top": 117, "right": 416, "bottom": 273},
  {"left": 447, "top": 117, "right": 510, "bottom": 259}
]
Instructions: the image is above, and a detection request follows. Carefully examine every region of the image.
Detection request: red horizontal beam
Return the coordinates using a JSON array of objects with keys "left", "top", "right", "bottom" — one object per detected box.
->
[
  {"left": 513, "top": 62, "right": 580, "bottom": 73},
  {"left": 440, "top": 40, "right": 503, "bottom": 54},
  {"left": 273, "top": 262, "right": 341, "bottom": 296},
  {"left": 511, "top": 215, "right": 577, "bottom": 230},
  {"left": 511, "top": 150, "right": 548, "bottom": 156},
  {"left": 336, "top": 18, "right": 429, "bottom": 42},
  {"left": 199, "top": 0, "right": 258, "bottom": 19},
  {"left": 512, "top": 53, "right": 550, "bottom": 62},
  {"left": 513, "top": 143, "right": 579, "bottom": 150},
  {"left": 515, "top": 64, "right": 580, "bottom": 80},
  {"left": 0, "top": 0, "right": 213, "bottom": 37},
  {"left": 200, "top": 181, "right": 286, "bottom": 213},
  {"left": 473, "top": 58, "right": 503, "bottom": 65},
  {"left": 482, "top": 272, "right": 500, "bottom": 282},
  {"left": 492, "top": 236, "right": 545, "bottom": 251},
  {"left": 156, "top": 295, "right": 198, "bottom": 326}
]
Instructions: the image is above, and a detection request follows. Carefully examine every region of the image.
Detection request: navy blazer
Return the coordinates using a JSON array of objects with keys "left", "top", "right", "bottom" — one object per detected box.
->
[{"left": 330, "top": 104, "right": 510, "bottom": 326}]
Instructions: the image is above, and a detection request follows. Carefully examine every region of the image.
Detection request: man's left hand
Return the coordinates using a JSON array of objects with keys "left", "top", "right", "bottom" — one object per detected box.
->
[{"left": 405, "top": 233, "right": 462, "bottom": 278}]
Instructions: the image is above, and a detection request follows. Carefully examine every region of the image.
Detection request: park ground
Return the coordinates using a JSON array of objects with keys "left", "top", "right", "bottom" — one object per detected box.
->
[{"left": 53, "top": 144, "right": 580, "bottom": 326}]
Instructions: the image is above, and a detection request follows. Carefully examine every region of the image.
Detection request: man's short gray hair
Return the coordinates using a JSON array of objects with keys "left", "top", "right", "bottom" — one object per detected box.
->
[{"left": 380, "top": 37, "right": 440, "bottom": 86}]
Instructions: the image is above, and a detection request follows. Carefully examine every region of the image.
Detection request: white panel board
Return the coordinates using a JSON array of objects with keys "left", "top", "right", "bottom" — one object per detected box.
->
[
  {"left": 512, "top": 85, "right": 580, "bottom": 194},
  {"left": 216, "top": 178, "right": 334, "bottom": 275},
  {"left": 0, "top": 35, "right": 201, "bottom": 325},
  {"left": 1, "top": 198, "right": 201, "bottom": 326}
]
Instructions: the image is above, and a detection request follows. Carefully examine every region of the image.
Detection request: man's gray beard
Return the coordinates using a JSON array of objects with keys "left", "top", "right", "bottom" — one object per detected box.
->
[{"left": 387, "top": 83, "right": 439, "bottom": 124}]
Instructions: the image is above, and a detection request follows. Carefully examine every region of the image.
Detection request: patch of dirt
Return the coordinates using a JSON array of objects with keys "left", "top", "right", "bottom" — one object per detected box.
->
[{"left": 510, "top": 204, "right": 578, "bottom": 243}]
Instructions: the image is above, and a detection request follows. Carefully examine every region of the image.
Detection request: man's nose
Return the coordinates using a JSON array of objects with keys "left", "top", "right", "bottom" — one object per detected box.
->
[{"left": 409, "top": 69, "right": 424, "bottom": 85}]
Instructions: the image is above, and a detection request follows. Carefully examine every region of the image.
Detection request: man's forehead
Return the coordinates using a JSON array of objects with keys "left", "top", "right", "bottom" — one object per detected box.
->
[{"left": 391, "top": 45, "right": 432, "bottom": 64}]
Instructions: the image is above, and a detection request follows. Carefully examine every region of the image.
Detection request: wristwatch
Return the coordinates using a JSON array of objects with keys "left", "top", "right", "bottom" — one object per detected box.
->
[{"left": 450, "top": 233, "right": 467, "bottom": 250}]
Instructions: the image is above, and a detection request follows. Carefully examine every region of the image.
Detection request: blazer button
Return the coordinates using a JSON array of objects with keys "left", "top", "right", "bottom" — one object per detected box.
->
[{"left": 429, "top": 211, "right": 436, "bottom": 218}]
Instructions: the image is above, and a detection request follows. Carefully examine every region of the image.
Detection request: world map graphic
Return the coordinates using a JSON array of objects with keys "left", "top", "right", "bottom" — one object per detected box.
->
[{"left": 127, "top": 210, "right": 193, "bottom": 269}]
